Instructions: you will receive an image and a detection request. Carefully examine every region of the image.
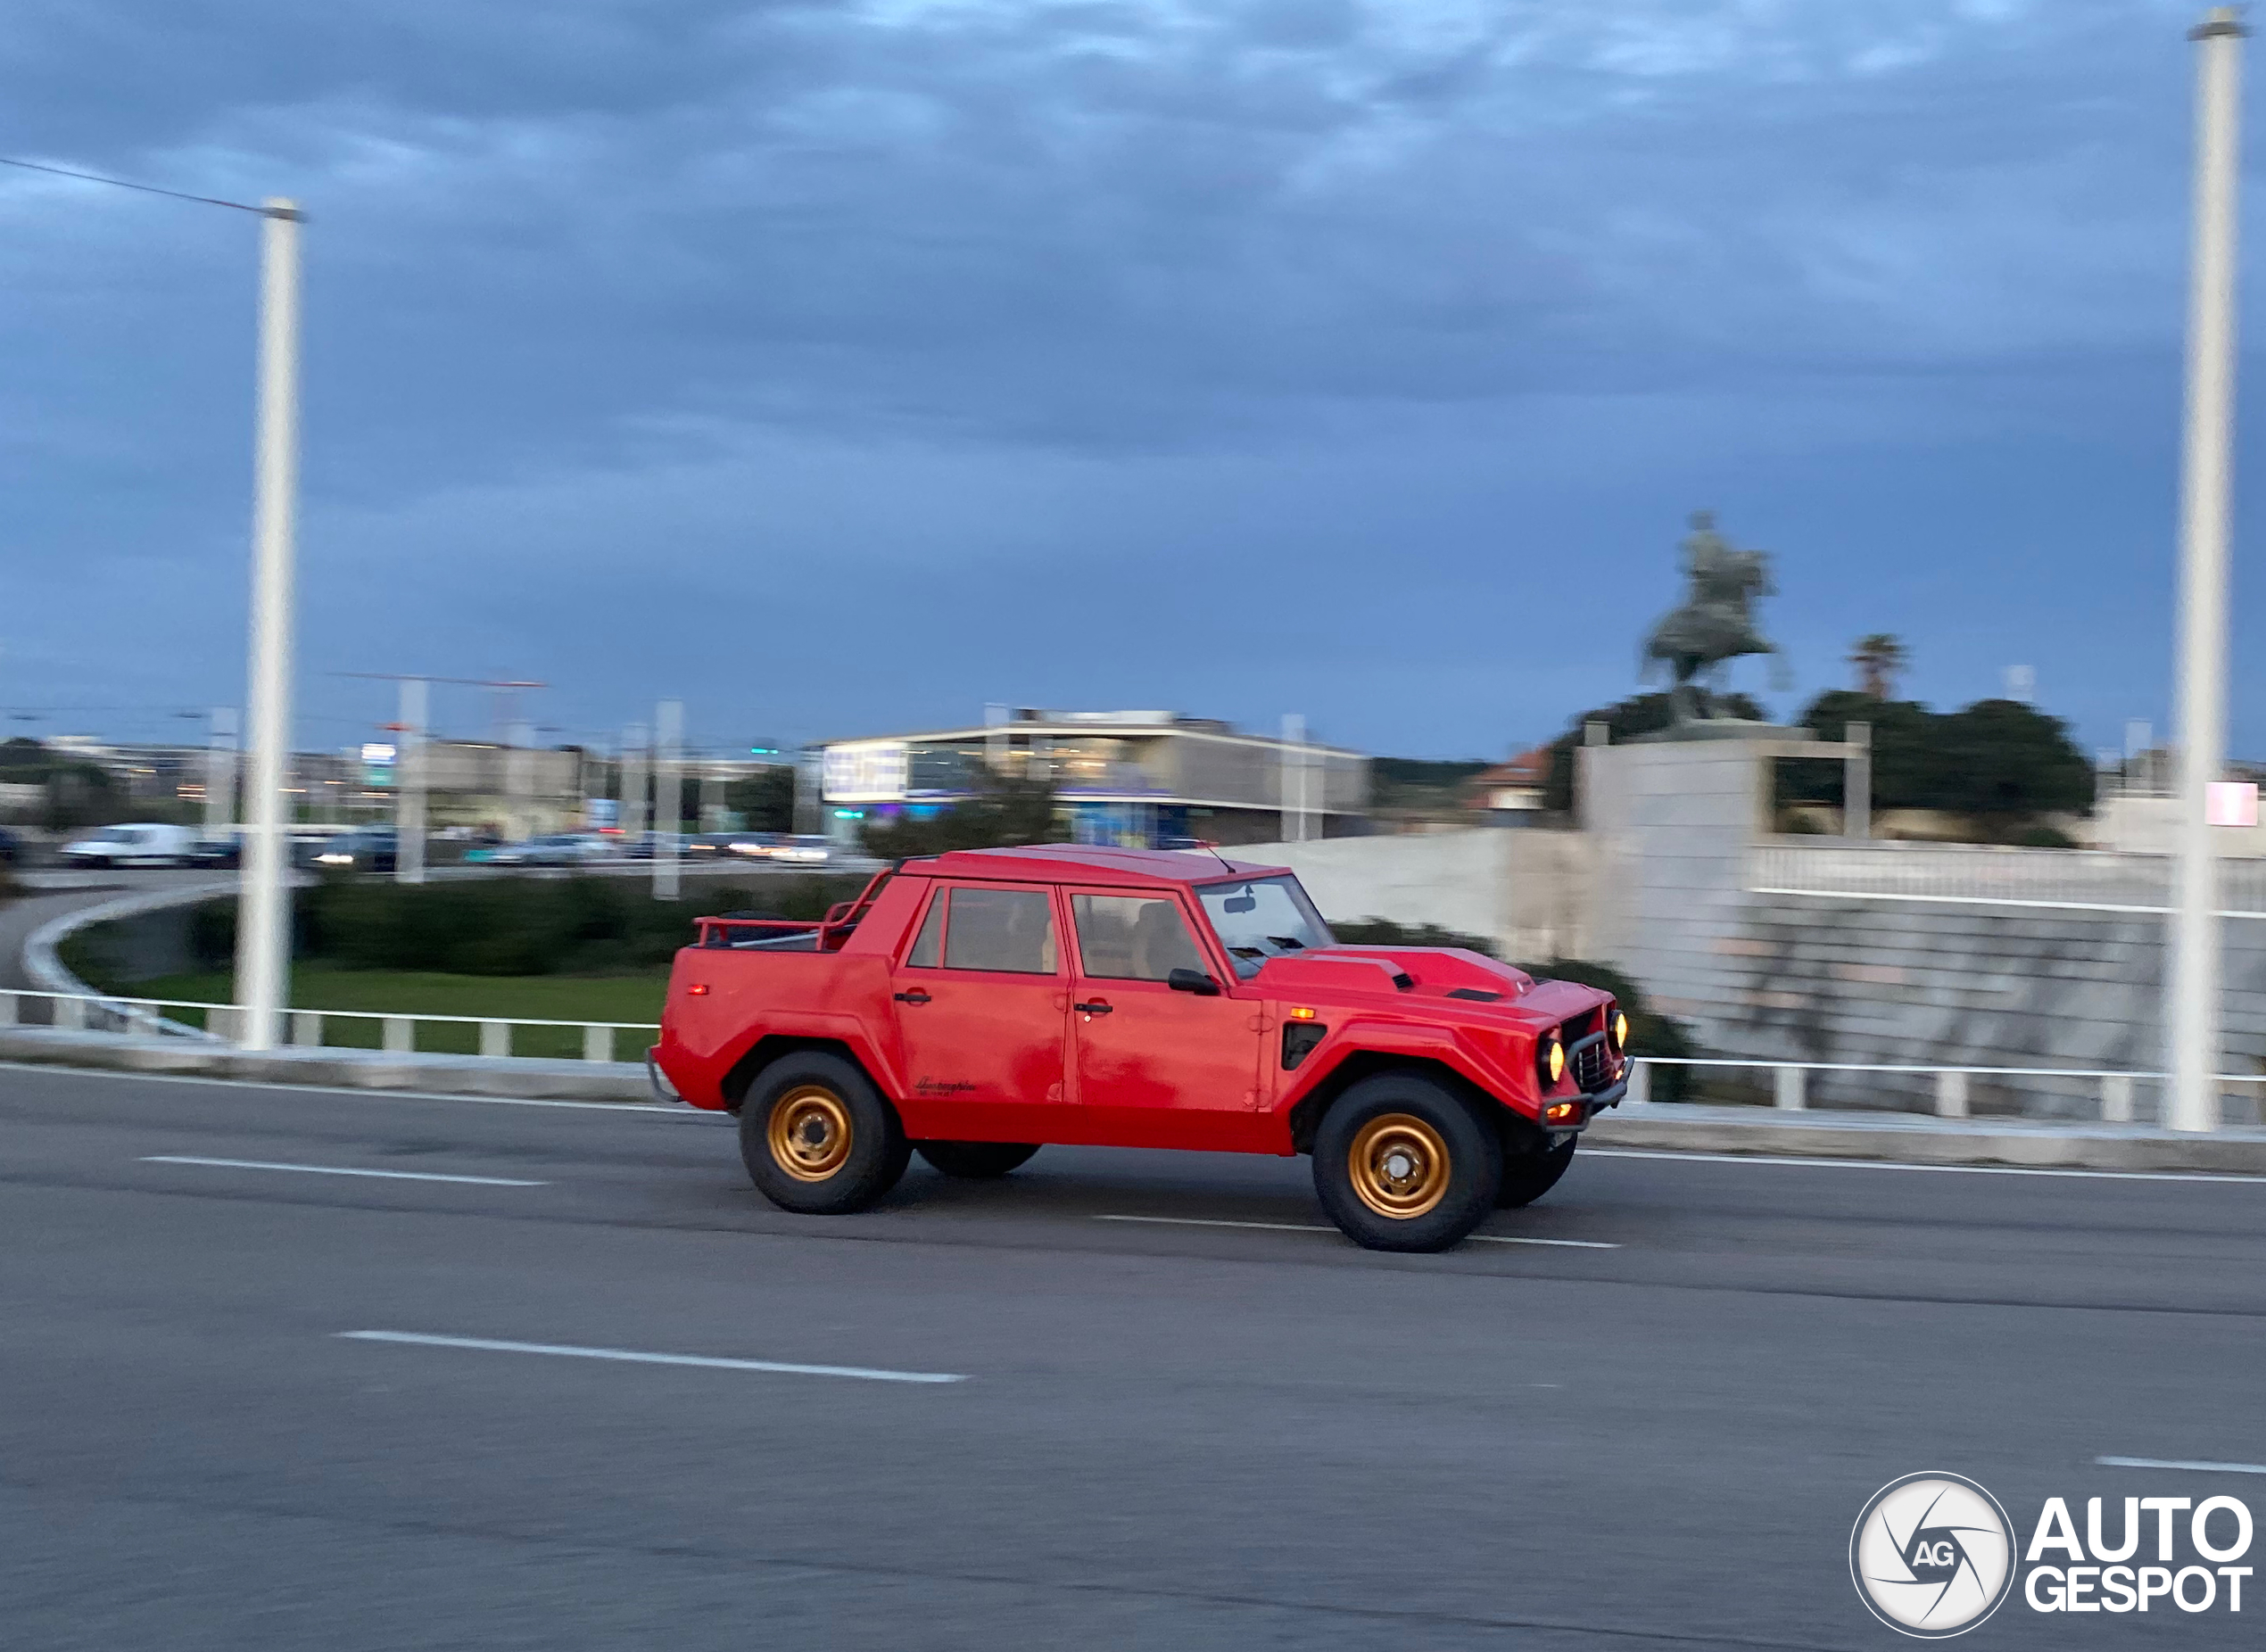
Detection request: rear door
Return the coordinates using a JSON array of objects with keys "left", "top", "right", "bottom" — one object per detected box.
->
[
  {"left": 1063, "top": 888, "right": 1265, "bottom": 1147},
  {"left": 889, "top": 881, "right": 1071, "bottom": 1141}
]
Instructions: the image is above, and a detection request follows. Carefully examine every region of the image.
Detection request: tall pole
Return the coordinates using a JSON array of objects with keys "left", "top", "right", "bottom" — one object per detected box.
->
[
  {"left": 506, "top": 720, "right": 534, "bottom": 841},
  {"left": 2169, "top": 7, "right": 2245, "bottom": 1134},
  {"left": 232, "top": 198, "right": 302, "bottom": 1053},
  {"left": 396, "top": 676, "right": 427, "bottom": 884},
  {"left": 1280, "top": 713, "right": 1306, "bottom": 843},
  {"left": 624, "top": 724, "right": 649, "bottom": 843},
  {"left": 656, "top": 699, "right": 683, "bottom": 900},
  {"left": 203, "top": 706, "right": 237, "bottom": 835}
]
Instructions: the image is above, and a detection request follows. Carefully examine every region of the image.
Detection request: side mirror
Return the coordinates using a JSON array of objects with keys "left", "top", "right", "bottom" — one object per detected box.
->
[{"left": 1167, "top": 968, "right": 1221, "bottom": 997}]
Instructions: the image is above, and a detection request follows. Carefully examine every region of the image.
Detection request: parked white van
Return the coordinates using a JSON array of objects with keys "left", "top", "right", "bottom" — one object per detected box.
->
[{"left": 58, "top": 822, "right": 198, "bottom": 869}]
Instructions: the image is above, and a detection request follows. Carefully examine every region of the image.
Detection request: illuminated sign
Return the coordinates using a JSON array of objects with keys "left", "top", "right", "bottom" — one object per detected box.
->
[{"left": 823, "top": 742, "right": 909, "bottom": 804}]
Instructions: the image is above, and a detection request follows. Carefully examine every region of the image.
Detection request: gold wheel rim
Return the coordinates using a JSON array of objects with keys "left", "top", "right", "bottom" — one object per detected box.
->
[
  {"left": 1347, "top": 1112, "right": 1451, "bottom": 1219},
  {"left": 768, "top": 1085, "right": 854, "bottom": 1182}
]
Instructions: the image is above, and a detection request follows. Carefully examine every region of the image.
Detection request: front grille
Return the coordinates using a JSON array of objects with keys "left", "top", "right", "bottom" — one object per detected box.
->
[{"left": 1571, "top": 1038, "right": 1610, "bottom": 1093}]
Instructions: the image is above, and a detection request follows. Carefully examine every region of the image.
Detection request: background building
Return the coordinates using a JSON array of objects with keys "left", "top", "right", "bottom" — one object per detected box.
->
[{"left": 821, "top": 708, "right": 1369, "bottom": 847}]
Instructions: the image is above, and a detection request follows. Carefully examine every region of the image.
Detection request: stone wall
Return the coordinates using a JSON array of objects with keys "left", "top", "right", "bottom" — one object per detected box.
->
[{"left": 1233, "top": 828, "right": 1593, "bottom": 963}]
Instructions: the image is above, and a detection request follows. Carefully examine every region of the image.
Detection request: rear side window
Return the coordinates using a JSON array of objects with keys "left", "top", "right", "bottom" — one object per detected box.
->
[
  {"left": 906, "top": 892, "right": 945, "bottom": 968},
  {"left": 1071, "top": 894, "right": 1208, "bottom": 982},
  {"left": 941, "top": 887, "right": 1057, "bottom": 974}
]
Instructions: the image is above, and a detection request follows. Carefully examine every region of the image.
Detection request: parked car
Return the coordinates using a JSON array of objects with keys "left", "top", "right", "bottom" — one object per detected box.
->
[
  {"left": 654, "top": 845, "right": 1628, "bottom": 1253},
  {"left": 771, "top": 835, "right": 831, "bottom": 865},
  {"left": 187, "top": 830, "right": 243, "bottom": 869},
  {"left": 309, "top": 828, "right": 399, "bottom": 873},
  {"left": 59, "top": 822, "right": 198, "bottom": 869},
  {"left": 467, "top": 833, "right": 608, "bottom": 868}
]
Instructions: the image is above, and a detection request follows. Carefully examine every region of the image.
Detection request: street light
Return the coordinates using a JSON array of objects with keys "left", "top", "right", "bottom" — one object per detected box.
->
[
  {"left": 2167, "top": 8, "right": 2246, "bottom": 1133},
  {"left": 233, "top": 198, "right": 304, "bottom": 1052},
  {"left": 0, "top": 158, "right": 305, "bottom": 1051}
]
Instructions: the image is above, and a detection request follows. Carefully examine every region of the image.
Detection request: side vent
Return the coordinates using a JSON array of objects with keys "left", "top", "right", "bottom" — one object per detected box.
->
[
  {"left": 1446, "top": 987, "right": 1503, "bottom": 1002},
  {"left": 1282, "top": 1022, "right": 1328, "bottom": 1070}
]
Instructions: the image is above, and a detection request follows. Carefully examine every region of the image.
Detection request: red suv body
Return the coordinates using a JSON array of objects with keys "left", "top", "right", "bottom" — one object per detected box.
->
[{"left": 655, "top": 845, "right": 1627, "bottom": 1251}]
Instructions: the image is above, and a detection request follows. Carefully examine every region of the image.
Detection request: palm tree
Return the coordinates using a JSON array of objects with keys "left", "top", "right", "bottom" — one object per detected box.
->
[{"left": 1849, "top": 633, "right": 1907, "bottom": 700}]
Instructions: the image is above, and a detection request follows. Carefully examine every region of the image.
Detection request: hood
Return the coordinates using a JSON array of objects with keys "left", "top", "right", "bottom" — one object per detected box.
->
[{"left": 1251, "top": 945, "right": 1609, "bottom": 1025}]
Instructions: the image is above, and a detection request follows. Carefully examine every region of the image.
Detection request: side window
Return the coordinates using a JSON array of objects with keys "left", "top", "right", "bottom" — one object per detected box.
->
[
  {"left": 905, "top": 891, "right": 945, "bottom": 969},
  {"left": 942, "top": 887, "right": 1058, "bottom": 975},
  {"left": 1071, "top": 894, "right": 1208, "bottom": 982}
]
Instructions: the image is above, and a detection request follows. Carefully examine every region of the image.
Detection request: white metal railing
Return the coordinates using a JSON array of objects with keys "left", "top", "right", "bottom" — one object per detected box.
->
[
  {"left": 0, "top": 987, "right": 656, "bottom": 1064},
  {"left": 1749, "top": 839, "right": 2266, "bottom": 917},
  {"left": 1625, "top": 1055, "right": 2266, "bottom": 1124}
]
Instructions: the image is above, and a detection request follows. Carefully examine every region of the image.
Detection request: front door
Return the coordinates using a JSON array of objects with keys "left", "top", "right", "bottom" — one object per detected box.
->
[
  {"left": 1063, "top": 888, "right": 1265, "bottom": 1149},
  {"left": 889, "top": 881, "right": 1069, "bottom": 1142}
]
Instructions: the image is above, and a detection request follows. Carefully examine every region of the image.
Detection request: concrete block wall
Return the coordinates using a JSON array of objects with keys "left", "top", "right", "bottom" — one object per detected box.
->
[{"left": 1231, "top": 829, "right": 1593, "bottom": 962}]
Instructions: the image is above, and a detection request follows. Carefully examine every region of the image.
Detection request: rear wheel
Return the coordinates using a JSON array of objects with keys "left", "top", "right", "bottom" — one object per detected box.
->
[
  {"left": 1311, "top": 1073, "right": 1501, "bottom": 1252},
  {"left": 1497, "top": 1135, "right": 1577, "bottom": 1209},
  {"left": 739, "top": 1053, "right": 910, "bottom": 1214},
  {"left": 915, "top": 1141, "right": 1040, "bottom": 1179}
]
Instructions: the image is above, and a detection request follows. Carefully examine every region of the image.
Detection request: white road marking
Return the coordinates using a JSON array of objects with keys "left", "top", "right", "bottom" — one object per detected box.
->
[
  {"left": 1467, "top": 1234, "right": 1620, "bottom": 1249},
  {"left": 2096, "top": 1456, "right": 2266, "bottom": 1474},
  {"left": 1098, "top": 1214, "right": 1335, "bottom": 1234},
  {"left": 338, "top": 1330, "right": 965, "bottom": 1384},
  {"left": 144, "top": 1154, "right": 544, "bottom": 1186},
  {"left": 1094, "top": 1214, "right": 1619, "bottom": 1248},
  {"left": 1586, "top": 1147, "right": 2266, "bottom": 1185}
]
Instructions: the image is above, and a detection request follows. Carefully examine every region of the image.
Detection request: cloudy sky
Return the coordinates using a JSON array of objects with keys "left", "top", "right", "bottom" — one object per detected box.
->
[{"left": 0, "top": 0, "right": 2254, "bottom": 762}]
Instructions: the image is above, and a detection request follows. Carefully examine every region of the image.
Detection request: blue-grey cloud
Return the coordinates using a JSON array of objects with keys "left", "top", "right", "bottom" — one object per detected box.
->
[{"left": 0, "top": 0, "right": 2242, "bottom": 764}]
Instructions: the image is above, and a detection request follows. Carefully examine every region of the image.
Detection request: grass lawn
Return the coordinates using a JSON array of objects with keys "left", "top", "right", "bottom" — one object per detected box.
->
[{"left": 118, "top": 964, "right": 669, "bottom": 1061}]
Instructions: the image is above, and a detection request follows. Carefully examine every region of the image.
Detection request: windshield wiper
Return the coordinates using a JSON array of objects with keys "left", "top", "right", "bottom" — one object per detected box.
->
[{"left": 1266, "top": 935, "right": 1306, "bottom": 951}]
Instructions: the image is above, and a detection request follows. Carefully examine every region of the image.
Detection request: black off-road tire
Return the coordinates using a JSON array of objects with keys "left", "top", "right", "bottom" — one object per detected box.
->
[
  {"left": 1497, "top": 1134, "right": 1577, "bottom": 1209},
  {"left": 1311, "top": 1072, "right": 1501, "bottom": 1252},
  {"left": 739, "top": 1052, "right": 911, "bottom": 1215},
  {"left": 914, "top": 1141, "right": 1041, "bottom": 1179}
]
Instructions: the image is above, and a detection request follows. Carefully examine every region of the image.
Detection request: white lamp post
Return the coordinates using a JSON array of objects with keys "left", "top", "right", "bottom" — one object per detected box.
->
[
  {"left": 231, "top": 198, "right": 303, "bottom": 1053},
  {"left": 2167, "top": 9, "right": 2246, "bottom": 1133}
]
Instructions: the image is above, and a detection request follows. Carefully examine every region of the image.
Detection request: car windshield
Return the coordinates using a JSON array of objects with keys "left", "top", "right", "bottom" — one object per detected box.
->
[{"left": 1195, "top": 875, "right": 1335, "bottom": 979}]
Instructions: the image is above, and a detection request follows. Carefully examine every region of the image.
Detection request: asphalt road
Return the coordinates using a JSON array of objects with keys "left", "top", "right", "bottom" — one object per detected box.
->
[{"left": 6, "top": 1065, "right": 2266, "bottom": 1649}]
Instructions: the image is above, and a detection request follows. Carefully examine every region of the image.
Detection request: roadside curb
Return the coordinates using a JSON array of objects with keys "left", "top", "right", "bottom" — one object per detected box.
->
[
  {"left": 0, "top": 1027, "right": 657, "bottom": 1104},
  {"left": 1592, "top": 1103, "right": 2266, "bottom": 1174}
]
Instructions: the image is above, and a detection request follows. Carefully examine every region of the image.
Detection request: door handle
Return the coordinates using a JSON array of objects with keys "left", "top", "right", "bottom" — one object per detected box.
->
[
  {"left": 893, "top": 989, "right": 931, "bottom": 1005},
  {"left": 1072, "top": 1000, "right": 1113, "bottom": 1015}
]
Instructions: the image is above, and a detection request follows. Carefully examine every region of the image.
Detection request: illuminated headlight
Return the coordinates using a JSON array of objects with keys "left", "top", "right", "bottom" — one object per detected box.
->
[
  {"left": 315, "top": 852, "right": 351, "bottom": 865},
  {"left": 1537, "top": 1036, "right": 1566, "bottom": 1087},
  {"left": 1608, "top": 1009, "right": 1630, "bottom": 1053}
]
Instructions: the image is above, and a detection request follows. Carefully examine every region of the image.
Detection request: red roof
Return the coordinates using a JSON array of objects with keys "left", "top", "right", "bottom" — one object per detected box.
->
[{"left": 911, "top": 844, "right": 1289, "bottom": 887}]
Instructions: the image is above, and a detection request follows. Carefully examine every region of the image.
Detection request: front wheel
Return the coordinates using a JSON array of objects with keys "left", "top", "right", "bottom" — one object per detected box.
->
[
  {"left": 1497, "top": 1135, "right": 1577, "bottom": 1208},
  {"left": 915, "top": 1141, "right": 1040, "bottom": 1179},
  {"left": 739, "top": 1053, "right": 910, "bottom": 1215},
  {"left": 1312, "top": 1073, "right": 1501, "bottom": 1252}
]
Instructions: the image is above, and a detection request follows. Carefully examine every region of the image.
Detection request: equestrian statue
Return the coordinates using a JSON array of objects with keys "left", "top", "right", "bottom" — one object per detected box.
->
[{"left": 1640, "top": 511, "right": 1782, "bottom": 726}]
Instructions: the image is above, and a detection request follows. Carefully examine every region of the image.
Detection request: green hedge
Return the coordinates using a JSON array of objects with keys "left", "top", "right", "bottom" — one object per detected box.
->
[{"left": 184, "top": 873, "right": 868, "bottom": 977}]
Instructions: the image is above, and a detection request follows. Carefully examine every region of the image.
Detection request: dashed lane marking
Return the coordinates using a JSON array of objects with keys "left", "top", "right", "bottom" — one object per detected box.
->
[
  {"left": 339, "top": 1330, "right": 966, "bottom": 1384},
  {"left": 143, "top": 1154, "right": 544, "bottom": 1186}
]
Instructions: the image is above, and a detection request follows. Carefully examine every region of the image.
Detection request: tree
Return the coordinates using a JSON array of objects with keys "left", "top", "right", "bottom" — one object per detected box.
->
[
  {"left": 860, "top": 770, "right": 1061, "bottom": 861},
  {"left": 724, "top": 767, "right": 796, "bottom": 833},
  {"left": 1782, "top": 690, "right": 2091, "bottom": 834},
  {"left": 1848, "top": 633, "right": 1908, "bottom": 699}
]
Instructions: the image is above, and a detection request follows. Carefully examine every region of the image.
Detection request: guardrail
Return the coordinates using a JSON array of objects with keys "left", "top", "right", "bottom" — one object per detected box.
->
[
  {"left": 1749, "top": 840, "right": 2266, "bottom": 917},
  {"left": 8, "top": 985, "right": 2254, "bottom": 1125},
  {"left": 1625, "top": 1055, "right": 2266, "bottom": 1123},
  {"left": 0, "top": 987, "right": 657, "bottom": 1064}
]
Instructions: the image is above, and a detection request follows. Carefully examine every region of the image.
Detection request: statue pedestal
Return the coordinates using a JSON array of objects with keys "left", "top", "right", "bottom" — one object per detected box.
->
[{"left": 1625, "top": 719, "right": 1792, "bottom": 745}]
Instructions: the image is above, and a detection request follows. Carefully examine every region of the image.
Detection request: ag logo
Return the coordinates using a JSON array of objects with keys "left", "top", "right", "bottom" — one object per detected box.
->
[{"left": 1850, "top": 1473, "right": 2015, "bottom": 1638}]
